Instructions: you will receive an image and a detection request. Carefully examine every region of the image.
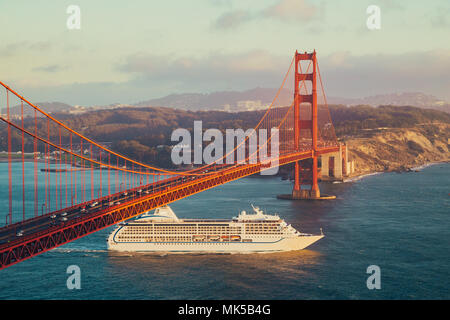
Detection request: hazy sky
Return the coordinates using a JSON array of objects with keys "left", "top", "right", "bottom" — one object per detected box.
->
[{"left": 1, "top": 0, "right": 449, "bottom": 105}]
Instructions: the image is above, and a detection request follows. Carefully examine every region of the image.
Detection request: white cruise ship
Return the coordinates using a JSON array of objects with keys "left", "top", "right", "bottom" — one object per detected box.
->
[{"left": 107, "top": 205, "right": 324, "bottom": 253}]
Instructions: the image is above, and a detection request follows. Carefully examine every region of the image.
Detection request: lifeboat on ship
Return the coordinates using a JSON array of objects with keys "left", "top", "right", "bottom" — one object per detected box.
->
[{"left": 230, "top": 235, "right": 241, "bottom": 242}]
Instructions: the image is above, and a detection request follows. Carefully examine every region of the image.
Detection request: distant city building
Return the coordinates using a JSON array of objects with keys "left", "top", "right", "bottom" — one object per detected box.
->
[
  {"left": 221, "top": 100, "right": 269, "bottom": 112},
  {"left": 0, "top": 113, "right": 22, "bottom": 120},
  {"left": 69, "top": 105, "right": 88, "bottom": 114}
]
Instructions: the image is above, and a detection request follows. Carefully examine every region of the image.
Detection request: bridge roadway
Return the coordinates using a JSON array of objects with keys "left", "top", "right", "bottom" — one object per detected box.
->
[{"left": 0, "top": 146, "right": 339, "bottom": 269}]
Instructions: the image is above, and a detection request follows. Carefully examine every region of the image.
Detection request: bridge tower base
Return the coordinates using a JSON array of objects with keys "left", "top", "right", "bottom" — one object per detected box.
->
[{"left": 277, "top": 192, "right": 336, "bottom": 201}]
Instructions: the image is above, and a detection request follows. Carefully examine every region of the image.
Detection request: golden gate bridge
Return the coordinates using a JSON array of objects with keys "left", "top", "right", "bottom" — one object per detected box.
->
[{"left": 0, "top": 50, "right": 347, "bottom": 269}]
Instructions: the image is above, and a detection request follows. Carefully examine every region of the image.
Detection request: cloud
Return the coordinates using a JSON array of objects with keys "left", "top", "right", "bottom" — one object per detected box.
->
[
  {"left": 117, "top": 50, "right": 286, "bottom": 89},
  {"left": 213, "top": 10, "right": 253, "bottom": 30},
  {"left": 430, "top": 6, "right": 450, "bottom": 29},
  {"left": 115, "top": 49, "right": 450, "bottom": 101},
  {"left": 33, "top": 64, "right": 67, "bottom": 73},
  {"left": 8, "top": 51, "right": 289, "bottom": 106},
  {"left": 377, "top": 0, "right": 405, "bottom": 11},
  {"left": 326, "top": 51, "right": 353, "bottom": 68},
  {"left": 209, "top": 0, "right": 233, "bottom": 7},
  {"left": 320, "top": 50, "right": 450, "bottom": 100},
  {"left": 0, "top": 41, "right": 53, "bottom": 57},
  {"left": 263, "top": 0, "right": 320, "bottom": 22},
  {"left": 0, "top": 42, "right": 28, "bottom": 57},
  {"left": 28, "top": 41, "right": 53, "bottom": 51},
  {"left": 212, "top": 0, "right": 322, "bottom": 31},
  {"left": 118, "top": 49, "right": 450, "bottom": 102}
]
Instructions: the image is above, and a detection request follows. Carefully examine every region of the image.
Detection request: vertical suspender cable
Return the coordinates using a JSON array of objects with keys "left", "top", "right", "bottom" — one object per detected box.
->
[
  {"left": 108, "top": 153, "right": 110, "bottom": 197},
  {"left": 7, "top": 90, "right": 12, "bottom": 224},
  {"left": 90, "top": 144, "right": 94, "bottom": 201},
  {"left": 34, "top": 108, "right": 38, "bottom": 217},
  {"left": 21, "top": 100, "right": 25, "bottom": 221},
  {"left": 70, "top": 133, "right": 73, "bottom": 206},
  {"left": 99, "top": 147, "right": 102, "bottom": 198}
]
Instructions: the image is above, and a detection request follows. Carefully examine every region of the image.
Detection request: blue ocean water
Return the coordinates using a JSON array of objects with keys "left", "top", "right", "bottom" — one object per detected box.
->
[{"left": 0, "top": 162, "right": 449, "bottom": 299}]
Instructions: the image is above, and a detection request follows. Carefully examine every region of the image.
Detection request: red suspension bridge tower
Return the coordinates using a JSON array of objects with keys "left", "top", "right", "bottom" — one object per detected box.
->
[{"left": 279, "top": 50, "right": 336, "bottom": 200}]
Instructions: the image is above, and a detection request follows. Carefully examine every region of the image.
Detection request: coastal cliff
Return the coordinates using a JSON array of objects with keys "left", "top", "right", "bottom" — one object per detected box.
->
[{"left": 343, "top": 123, "right": 450, "bottom": 176}]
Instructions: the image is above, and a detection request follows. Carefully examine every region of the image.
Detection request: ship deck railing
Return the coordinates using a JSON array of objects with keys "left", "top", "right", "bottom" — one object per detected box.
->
[{"left": 182, "top": 219, "right": 232, "bottom": 223}]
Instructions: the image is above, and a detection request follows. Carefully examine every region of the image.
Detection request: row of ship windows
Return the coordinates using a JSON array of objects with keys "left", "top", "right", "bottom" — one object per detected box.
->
[
  {"left": 124, "top": 230, "right": 243, "bottom": 233},
  {"left": 121, "top": 230, "right": 242, "bottom": 233},
  {"left": 121, "top": 232, "right": 245, "bottom": 235},
  {"left": 127, "top": 227, "right": 242, "bottom": 230},
  {"left": 133, "top": 223, "right": 280, "bottom": 226},
  {"left": 121, "top": 230, "right": 283, "bottom": 235},
  {"left": 124, "top": 242, "right": 251, "bottom": 245},
  {"left": 129, "top": 225, "right": 281, "bottom": 228},
  {"left": 122, "top": 227, "right": 277, "bottom": 231},
  {"left": 117, "top": 237, "right": 191, "bottom": 241},
  {"left": 117, "top": 235, "right": 277, "bottom": 240},
  {"left": 246, "top": 228, "right": 280, "bottom": 230},
  {"left": 126, "top": 227, "right": 242, "bottom": 229}
]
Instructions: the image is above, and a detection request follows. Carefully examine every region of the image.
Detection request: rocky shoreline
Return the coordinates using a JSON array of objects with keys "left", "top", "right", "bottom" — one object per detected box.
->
[
  {"left": 342, "top": 160, "right": 449, "bottom": 183},
  {"left": 343, "top": 122, "right": 449, "bottom": 178}
]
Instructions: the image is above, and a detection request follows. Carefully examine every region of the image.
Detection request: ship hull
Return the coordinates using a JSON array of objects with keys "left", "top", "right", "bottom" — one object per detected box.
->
[{"left": 107, "top": 235, "right": 324, "bottom": 253}]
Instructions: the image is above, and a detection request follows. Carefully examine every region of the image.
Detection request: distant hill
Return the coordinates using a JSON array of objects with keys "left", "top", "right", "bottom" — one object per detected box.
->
[
  {"left": 329, "top": 92, "right": 450, "bottom": 114},
  {"left": 328, "top": 104, "right": 450, "bottom": 137},
  {"left": 137, "top": 89, "right": 449, "bottom": 113},
  {"left": 9, "top": 101, "right": 133, "bottom": 117},
  {"left": 134, "top": 87, "right": 292, "bottom": 111},
  {"left": 10, "top": 101, "right": 74, "bottom": 117}
]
